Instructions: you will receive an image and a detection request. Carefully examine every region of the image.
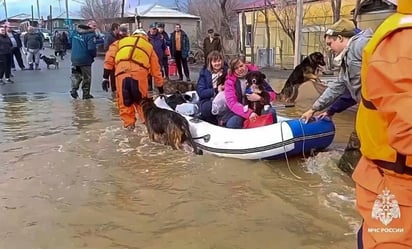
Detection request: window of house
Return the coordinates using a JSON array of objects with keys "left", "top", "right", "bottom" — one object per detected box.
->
[{"left": 245, "top": 24, "right": 252, "bottom": 47}]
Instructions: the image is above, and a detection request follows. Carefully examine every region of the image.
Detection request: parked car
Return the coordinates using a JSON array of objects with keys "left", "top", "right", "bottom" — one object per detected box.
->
[{"left": 38, "top": 28, "right": 51, "bottom": 41}]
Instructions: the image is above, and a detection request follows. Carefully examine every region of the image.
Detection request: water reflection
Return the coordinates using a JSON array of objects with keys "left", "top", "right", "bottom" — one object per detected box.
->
[
  {"left": 71, "top": 100, "right": 100, "bottom": 130},
  {"left": 0, "top": 94, "right": 32, "bottom": 143},
  {"left": 0, "top": 88, "right": 360, "bottom": 248}
]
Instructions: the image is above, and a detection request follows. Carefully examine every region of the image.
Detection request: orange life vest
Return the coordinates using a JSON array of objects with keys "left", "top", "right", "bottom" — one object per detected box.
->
[
  {"left": 357, "top": 1, "right": 412, "bottom": 170},
  {"left": 115, "top": 35, "right": 153, "bottom": 70}
]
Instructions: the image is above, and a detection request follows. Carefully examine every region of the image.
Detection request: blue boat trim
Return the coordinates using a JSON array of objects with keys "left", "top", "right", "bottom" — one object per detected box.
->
[{"left": 195, "top": 131, "right": 335, "bottom": 155}]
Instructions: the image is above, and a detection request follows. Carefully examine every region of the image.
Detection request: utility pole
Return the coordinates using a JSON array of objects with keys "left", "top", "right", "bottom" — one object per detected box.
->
[
  {"left": 50, "top": 5, "right": 53, "bottom": 34},
  {"left": 37, "top": 0, "right": 40, "bottom": 19},
  {"left": 65, "top": 0, "right": 69, "bottom": 20},
  {"left": 3, "top": 0, "right": 8, "bottom": 22},
  {"left": 293, "top": 0, "right": 303, "bottom": 68},
  {"left": 65, "top": 0, "right": 69, "bottom": 29},
  {"left": 37, "top": 0, "right": 41, "bottom": 27},
  {"left": 121, "top": 0, "right": 125, "bottom": 18}
]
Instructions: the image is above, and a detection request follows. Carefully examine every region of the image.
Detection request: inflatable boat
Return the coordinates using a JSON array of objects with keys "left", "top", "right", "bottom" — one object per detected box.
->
[{"left": 154, "top": 92, "right": 335, "bottom": 160}]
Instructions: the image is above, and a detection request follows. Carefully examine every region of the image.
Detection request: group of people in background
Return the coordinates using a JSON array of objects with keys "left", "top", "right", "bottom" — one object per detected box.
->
[
  {"left": 52, "top": 30, "right": 69, "bottom": 60},
  {"left": 0, "top": 24, "right": 49, "bottom": 85}
]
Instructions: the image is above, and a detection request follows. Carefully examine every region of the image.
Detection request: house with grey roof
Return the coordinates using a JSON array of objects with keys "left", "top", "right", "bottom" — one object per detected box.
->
[
  {"left": 46, "top": 11, "right": 86, "bottom": 30},
  {"left": 104, "top": 4, "right": 201, "bottom": 41}
]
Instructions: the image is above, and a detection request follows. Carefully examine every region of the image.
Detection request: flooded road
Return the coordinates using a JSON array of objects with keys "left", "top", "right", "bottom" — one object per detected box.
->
[{"left": 0, "top": 55, "right": 359, "bottom": 249}]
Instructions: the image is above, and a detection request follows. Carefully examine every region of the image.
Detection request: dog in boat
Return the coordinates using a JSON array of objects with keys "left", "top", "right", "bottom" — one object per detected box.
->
[
  {"left": 140, "top": 97, "right": 198, "bottom": 153},
  {"left": 40, "top": 54, "right": 59, "bottom": 69},
  {"left": 163, "top": 79, "right": 195, "bottom": 94},
  {"left": 243, "top": 71, "right": 271, "bottom": 115},
  {"left": 277, "top": 51, "right": 326, "bottom": 102}
]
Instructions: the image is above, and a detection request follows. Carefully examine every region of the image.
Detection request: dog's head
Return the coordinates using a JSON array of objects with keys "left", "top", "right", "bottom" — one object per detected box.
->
[
  {"left": 165, "top": 91, "right": 191, "bottom": 110},
  {"left": 246, "top": 71, "right": 266, "bottom": 89},
  {"left": 140, "top": 97, "right": 155, "bottom": 116},
  {"left": 308, "top": 52, "right": 326, "bottom": 67}
]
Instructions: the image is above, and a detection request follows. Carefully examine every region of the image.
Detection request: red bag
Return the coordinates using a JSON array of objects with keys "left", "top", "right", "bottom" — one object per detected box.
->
[{"left": 243, "top": 113, "right": 273, "bottom": 129}]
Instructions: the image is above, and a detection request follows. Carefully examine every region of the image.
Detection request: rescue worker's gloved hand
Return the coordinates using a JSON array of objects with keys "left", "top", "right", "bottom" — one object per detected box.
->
[
  {"left": 102, "top": 78, "right": 110, "bottom": 92},
  {"left": 103, "top": 68, "right": 112, "bottom": 79}
]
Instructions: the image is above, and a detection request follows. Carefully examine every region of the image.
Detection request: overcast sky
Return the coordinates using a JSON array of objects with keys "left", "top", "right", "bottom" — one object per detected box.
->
[{"left": 1, "top": 0, "right": 177, "bottom": 19}]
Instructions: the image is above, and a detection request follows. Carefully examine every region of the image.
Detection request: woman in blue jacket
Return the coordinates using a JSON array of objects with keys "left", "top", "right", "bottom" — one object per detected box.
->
[{"left": 196, "top": 51, "right": 227, "bottom": 124}]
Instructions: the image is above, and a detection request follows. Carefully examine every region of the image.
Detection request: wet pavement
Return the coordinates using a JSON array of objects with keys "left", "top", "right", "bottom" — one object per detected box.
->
[{"left": 0, "top": 49, "right": 360, "bottom": 249}]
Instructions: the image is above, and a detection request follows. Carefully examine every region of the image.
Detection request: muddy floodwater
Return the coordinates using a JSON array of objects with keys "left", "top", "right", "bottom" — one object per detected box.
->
[{"left": 0, "top": 56, "right": 359, "bottom": 249}]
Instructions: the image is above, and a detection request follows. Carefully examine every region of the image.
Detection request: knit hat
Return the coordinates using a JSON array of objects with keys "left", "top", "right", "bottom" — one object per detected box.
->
[
  {"left": 156, "top": 22, "right": 165, "bottom": 28},
  {"left": 133, "top": 28, "right": 147, "bottom": 36},
  {"left": 149, "top": 23, "right": 157, "bottom": 29},
  {"left": 325, "top": 18, "right": 356, "bottom": 37}
]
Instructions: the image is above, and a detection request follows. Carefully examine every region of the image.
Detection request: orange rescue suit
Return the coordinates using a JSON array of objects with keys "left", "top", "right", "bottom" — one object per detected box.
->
[
  {"left": 104, "top": 34, "right": 163, "bottom": 127},
  {"left": 353, "top": 1, "right": 412, "bottom": 248}
]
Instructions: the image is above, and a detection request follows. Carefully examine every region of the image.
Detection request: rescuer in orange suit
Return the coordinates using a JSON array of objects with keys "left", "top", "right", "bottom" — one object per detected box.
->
[
  {"left": 353, "top": 0, "right": 412, "bottom": 248},
  {"left": 103, "top": 28, "right": 164, "bottom": 130}
]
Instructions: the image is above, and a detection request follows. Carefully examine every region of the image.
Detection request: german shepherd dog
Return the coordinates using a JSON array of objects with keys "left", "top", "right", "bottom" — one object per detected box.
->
[
  {"left": 140, "top": 97, "right": 198, "bottom": 153},
  {"left": 277, "top": 52, "right": 326, "bottom": 102},
  {"left": 244, "top": 71, "right": 271, "bottom": 115}
]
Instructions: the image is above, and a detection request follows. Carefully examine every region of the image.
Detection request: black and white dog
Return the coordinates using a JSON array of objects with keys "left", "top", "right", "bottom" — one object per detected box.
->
[{"left": 40, "top": 54, "right": 59, "bottom": 69}]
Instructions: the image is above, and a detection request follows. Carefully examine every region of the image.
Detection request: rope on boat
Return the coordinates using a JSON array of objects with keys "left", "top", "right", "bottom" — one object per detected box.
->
[
  {"left": 280, "top": 120, "right": 302, "bottom": 180},
  {"left": 298, "top": 120, "right": 307, "bottom": 160}
]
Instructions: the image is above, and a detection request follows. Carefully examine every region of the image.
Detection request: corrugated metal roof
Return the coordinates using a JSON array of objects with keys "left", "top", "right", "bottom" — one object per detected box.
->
[
  {"left": 125, "top": 4, "right": 200, "bottom": 19},
  {"left": 7, "top": 13, "right": 32, "bottom": 20}
]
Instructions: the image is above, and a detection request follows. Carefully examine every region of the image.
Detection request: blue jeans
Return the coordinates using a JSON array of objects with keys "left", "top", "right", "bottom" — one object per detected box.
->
[
  {"left": 225, "top": 107, "right": 277, "bottom": 129},
  {"left": 226, "top": 115, "right": 245, "bottom": 129},
  {"left": 199, "top": 100, "right": 218, "bottom": 125}
]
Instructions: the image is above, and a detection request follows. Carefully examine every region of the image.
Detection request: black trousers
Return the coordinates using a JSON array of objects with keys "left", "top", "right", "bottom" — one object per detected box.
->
[
  {"left": 174, "top": 51, "right": 190, "bottom": 79},
  {"left": 11, "top": 47, "right": 25, "bottom": 69},
  {"left": 162, "top": 56, "right": 169, "bottom": 77},
  {"left": 0, "top": 54, "right": 12, "bottom": 79}
]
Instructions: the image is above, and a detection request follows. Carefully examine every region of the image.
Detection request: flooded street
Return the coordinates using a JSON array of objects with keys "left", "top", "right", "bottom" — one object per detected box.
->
[{"left": 0, "top": 53, "right": 360, "bottom": 249}]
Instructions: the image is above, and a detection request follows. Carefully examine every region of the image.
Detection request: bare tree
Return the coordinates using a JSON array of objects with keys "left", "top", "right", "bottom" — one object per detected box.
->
[
  {"left": 121, "top": 0, "right": 125, "bottom": 18},
  {"left": 265, "top": 0, "right": 311, "bottom": 51},
  {"left": 352, "top": 0, "right": 361, "bottom": 23},
  {"left": 80, "top": 0, "right": 122, "bottom": 26},
  {"left": 306, "top": 1, "right": 334, "bottom": 69},
  {"left": 330, "top": 0, "right": 341, "bottom": 23},
  {"left": 175, "top": 0, "right": 192, "bottom": 12},
  {"left": 176, "top": 0, "right": 240, "bottom": 56},
  {"left": 260, "top": 7, "right": 271, "bottom": 67}
]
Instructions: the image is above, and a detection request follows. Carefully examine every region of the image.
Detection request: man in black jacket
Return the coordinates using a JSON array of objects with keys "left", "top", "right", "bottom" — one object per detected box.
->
[
  {"left": 104, "top": 23, "right": 119, "bottom": 51},
  {"left": 156, "top": 22, "right": 170, "bottom": 79},
  {"left": 23, "top": 26, "right": 43, "bottom": 70},
  {"left": 203, "top": 28, "right": 222, "bottom": 65},
  {"left": 6, "top": 26, "right": 25, "bottom": 71}
]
